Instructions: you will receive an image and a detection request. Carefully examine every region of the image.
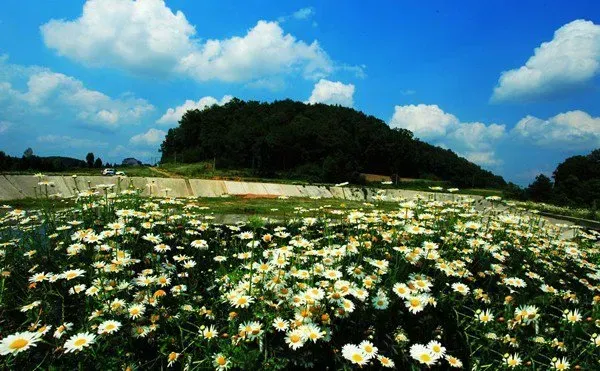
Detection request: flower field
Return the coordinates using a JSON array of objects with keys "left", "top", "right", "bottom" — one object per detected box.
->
[{"left": 1, "top": 183, "right": 599, "bottom": 370}]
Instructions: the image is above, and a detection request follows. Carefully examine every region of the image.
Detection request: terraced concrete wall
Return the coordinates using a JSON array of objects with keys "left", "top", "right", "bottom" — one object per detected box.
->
[{"left": 0, "top": 175, "right": 476, "bottom": 202}]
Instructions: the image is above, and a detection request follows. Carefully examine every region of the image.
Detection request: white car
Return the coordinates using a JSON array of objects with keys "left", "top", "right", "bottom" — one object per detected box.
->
[{"left": 102, "top": 168, "right": 116, "bottom": 176}]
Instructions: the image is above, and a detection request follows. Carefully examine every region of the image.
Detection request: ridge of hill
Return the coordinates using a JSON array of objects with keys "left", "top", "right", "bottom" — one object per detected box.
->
[{"left": 160, "top": 98, "right": 506, "bottom": 188}]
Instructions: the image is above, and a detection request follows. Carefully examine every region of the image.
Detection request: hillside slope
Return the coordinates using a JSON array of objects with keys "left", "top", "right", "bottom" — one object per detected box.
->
[{"left": 160, "top": 98, "right": 505, "bottom": 188}]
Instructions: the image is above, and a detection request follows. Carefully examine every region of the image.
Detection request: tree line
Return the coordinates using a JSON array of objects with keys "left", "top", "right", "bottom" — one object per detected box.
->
[
  {"left": 0, "top": 148, "right": 110, "bottom": 172},
  {"left": 517, "top": 149, "right": 600, "bottom": 210},
  {"left": 160, "top": 98, "right": 506, "bottom": 188}
]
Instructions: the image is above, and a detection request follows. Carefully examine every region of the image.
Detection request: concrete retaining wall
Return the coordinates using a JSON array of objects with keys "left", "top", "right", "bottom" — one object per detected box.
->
[{"left": 0, "top": 175, "right": 479, "bottom": 202}]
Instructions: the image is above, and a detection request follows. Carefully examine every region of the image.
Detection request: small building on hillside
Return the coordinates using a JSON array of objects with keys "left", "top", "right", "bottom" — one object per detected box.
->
[{"left": 122, "top": 158, "right": 142, "bottom": 166}]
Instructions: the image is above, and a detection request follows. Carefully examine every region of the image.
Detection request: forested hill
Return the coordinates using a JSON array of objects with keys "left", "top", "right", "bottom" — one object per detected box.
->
[{"left": 160, "top": 98, "right": 506, "bottom": 188}]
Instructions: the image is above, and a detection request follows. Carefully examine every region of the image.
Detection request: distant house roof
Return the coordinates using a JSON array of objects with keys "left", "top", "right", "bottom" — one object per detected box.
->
[{"left": 122, "top": 158, "right": 142, "bottom": 166}]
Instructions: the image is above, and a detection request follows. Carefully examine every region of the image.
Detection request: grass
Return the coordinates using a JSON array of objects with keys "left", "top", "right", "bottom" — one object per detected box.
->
[
  {"left": 0, "top": 196, "right": 400, "bottom": 218},
  {"left": 511, "top": 200, "right": 600, "bottom": 223},
  {"left": 1, "top": 166, "right": 159, "bottom": 178},
  {"left": 189, "top": 196, "right": 400, "bottom": 216},
  {"left": 457, "top": 188, "right": 503, "bottom": 197},
  {"left": 158, "top": 162, "right": 314, "bottom": 185}
]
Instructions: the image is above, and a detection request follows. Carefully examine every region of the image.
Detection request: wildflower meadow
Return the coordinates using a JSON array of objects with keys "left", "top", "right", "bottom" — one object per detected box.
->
[{"left": 1, "top": 178, "right": 599, "bottom": 370}]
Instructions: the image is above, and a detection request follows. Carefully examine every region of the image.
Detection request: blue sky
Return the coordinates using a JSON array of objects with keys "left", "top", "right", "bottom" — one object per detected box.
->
[{"left": 1, "top": 0, "right": 599, "bottom": 185}]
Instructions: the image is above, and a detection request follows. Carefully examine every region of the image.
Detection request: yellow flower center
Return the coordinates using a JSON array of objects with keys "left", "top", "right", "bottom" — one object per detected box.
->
[
  {"left": 217, "top": 356, "right": 227, "bottom": 366},
  {"left": 290, "top": 334, "right": 301, "bottom": 343},
  {"left": 74, "top": 339, "right": 87, "bottom": 347},
  {"left": 10, "top": 339, "right": 28, "bottom": 350},
  {"left": 420, "top": 354, "right": 432, "bottom": 362},
  {"left": 351, "top": 353, "right": 364, "bottom": 363}
]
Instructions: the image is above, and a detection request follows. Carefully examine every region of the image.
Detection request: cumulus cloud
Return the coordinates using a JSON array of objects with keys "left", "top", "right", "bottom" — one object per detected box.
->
[
  {"left": 178, "top": 21, "right": 332, "bottom": 82},
  {"left": 37, "top": 134, "right": 108, "bottom": 148},
  {"left": 389, "top": 104, "right": 458, "bottom": 139},
  {"left": 40, "top": 1, "right": 344, "bottom": 83},
  {"left": 307, "top": 79, "right": 355, "bottom": 107},
  {"left": 129, "top": 128, "right": 167, "bottom": 146},
  {"left": 512, "top": 110, "right": 600, "bottom": 150},
  {"left": 389, "top": 104, "right": 506, "bottom": 167},
  {"left": 156, "top": 95, "right": 233, "bottom": 124},
  {"left": 447, "top": 122, "right": 506, "bottom": 151},
  {"left": 0, "top": 57, "right": 153, "bottom": 128},
  {"left": 459, "top": 151, "right": 503, "bottom": 167},
  {"left": 492, "top": 19, "right": 600, "bottom": 102},
  {"left": 41, "top": 0, "right": 195, "bottom": 76}
]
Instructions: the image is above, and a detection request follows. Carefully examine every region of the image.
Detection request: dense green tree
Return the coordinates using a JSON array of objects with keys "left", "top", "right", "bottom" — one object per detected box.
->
[
  {"left": 503, "top": 182, "right": 526, "bottom": 200},
  {"left": 86, "top": 152, "right": 95, "bottom": 168},
  {"left": 551, "top": 149, "right": 600, "bottom": 207},
  {"left": 23, "top": 147, "right": 33, "bottom": 158},
  {"left": 160, "top": 99, "right": 506, "bottom": 188},
  {"left": 94, "top": 158, "right": 103, "bottom": 168},
  {"left": 527, "top": 174, "right": 554, "bottom": 202},
  {"left": 0, "top": 153, "right": 86, "bottom": 172}
]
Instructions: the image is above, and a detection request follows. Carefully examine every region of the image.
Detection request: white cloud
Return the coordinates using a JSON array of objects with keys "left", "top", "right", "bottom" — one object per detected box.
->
[
  {"left": 41, "top": 0, "right": 195, "bottom": 76},
  {"left": 448, "top": 122, "right": 506, "bottom": 151},
  {"left": 293, "top": 7, "right": 315, "bottom": 20},
  {"left": 389, "top": 104, "right": 506, "bottom": 167},
  {"left": 338, "top": 64, "right": 366, "bottom": 79},
  {"left": 37, "top": 134, "right": 107, "bottom": 148},
  {"left": 129, "top": 128, "right": 167, "bottom": 146},
  {"left": 178, "top": 21, "right": 332, "bottom": 82},
  {"left": 307, "top": 79, "right": 355, "bottom": 107},
  {"left": 512, "top": 110, "right": 600, "bottom": 150},
  {"left": 0, "top": 121, "right": 12, "bottom": 134},
  {"left": 389, "top": 104, "right": 458, "bottom": 139},
  {"left": 459, "top": 151, "right": 503, "bottom": 167},
  {"left": 492, "top": 19, "right": 600, "bottom": 102},
  {"left": 0, "top": 57, "right": 153, "bottom": 128},
  {"left": 278, "top": 7, "right": 316, "bottom": 23},
  {"left": 156, "top": 95, "right": 233, "bottom": 124},
  {"left": 41, "top": 1, "right": 340, "bottom": 83}
]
